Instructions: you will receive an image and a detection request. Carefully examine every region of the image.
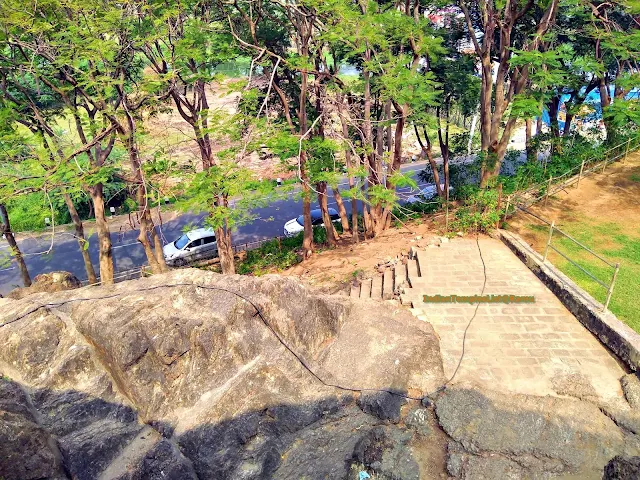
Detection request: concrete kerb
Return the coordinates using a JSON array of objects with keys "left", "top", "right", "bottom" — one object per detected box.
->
[{"left": 496, "top": 228, "right": 640, "bottom": 372}]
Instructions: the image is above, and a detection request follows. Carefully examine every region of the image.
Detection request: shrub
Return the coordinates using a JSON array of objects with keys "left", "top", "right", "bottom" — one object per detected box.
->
[{"left": 450, "top": 188, "right": 503, "bottom": 234}]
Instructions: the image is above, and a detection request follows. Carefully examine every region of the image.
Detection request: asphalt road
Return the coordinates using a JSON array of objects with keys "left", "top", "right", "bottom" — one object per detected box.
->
[{"left": 0, "top": 161, "right": 435, "bottom": 294}]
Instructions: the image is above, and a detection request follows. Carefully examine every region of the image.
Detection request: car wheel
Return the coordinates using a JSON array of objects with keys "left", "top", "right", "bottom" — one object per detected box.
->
[{"left": 174, "top": 258, "right": 187, "bottom": 268}]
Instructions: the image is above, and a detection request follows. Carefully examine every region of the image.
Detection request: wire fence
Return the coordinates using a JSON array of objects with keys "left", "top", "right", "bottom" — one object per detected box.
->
[{"left": 503, "top": 135, "right": 640, "bottom": 311}]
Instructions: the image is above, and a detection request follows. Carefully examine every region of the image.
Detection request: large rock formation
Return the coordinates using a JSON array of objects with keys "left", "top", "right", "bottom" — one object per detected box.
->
[
  {"left": 7, "top": 271, "right": 82, "bottom": 300},
  {"left": 1, "top": 269, "right": 639, "bottom": 479},
  {"left": 0, "top": 269, "right": 444, "bottom": 479}
]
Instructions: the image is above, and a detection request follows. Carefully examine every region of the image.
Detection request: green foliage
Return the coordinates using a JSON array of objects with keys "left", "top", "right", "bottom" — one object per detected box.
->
[
  {"left": 451, "top": 189, "right": 503, "bottom": 234},
  {"left": 236, "top": 225, "right": 334, "bottom": 275},
  {"left": 237, "top": 235, "right": 303, "bottom": 275}
]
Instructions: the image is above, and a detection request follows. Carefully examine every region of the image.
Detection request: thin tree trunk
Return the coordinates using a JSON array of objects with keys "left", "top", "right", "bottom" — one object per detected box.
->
[
  {"left": 525, "top": 118, "right": 533, "bottom": 161},
  {"left": 120, "top": 110, "right": 167, "bottom": 274},
  {"left": 0, "top": 204, "right": 31, "bottom": 287},
  {"left": 63, "top": 193, "right": 97, "bottom": 284},
  {"left": 332, "top": 187, "right": 350, "bottom": 233},
  {"left": 215, "top": 194, "right": 235, "bottom": 274},
  {"left": 215, "top": 224, "right": 235, "bottom": 275},
  {"left": 337, "top": 99, "right": 359, "bottom": 242},
  {"left": 88, "top": 184, "right": 113, "bottom": 284},
  {"left": 563, "top": 113, "right": 573, "bottom": 137},
  {"left": 318, "top": 182, "right": 337, "bottom": 245}
]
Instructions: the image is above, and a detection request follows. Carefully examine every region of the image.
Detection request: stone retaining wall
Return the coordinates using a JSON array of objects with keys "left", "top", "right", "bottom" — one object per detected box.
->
[{"left": 497, "top": 229, "right": 640, "bottom": 371}]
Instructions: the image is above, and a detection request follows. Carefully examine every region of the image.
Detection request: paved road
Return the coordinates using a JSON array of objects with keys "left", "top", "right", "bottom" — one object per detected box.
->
[{"left": 0, "top": 161, "right": 437, "bottom": 294}]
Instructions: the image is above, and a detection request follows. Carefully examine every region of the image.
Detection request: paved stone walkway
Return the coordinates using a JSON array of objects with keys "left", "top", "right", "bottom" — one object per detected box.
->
[{"left": 401, "top": 237, "right": 625, "bottom": 401}]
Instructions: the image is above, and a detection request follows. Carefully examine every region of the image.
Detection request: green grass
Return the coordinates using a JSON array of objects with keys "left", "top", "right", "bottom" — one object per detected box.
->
[{"left": 547, "top": 222, "right": 640, "bottom": 331}]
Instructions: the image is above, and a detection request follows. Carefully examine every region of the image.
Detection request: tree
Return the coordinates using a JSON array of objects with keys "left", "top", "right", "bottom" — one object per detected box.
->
[
  {"left": 459, "top": 0, "right": 560, "bottom": 186},
  {"left": 136, "top": 0, "right": 241, "bottom": 273},
  {"left": 0, "top": 204, "right": 31, "bottom": 287}
]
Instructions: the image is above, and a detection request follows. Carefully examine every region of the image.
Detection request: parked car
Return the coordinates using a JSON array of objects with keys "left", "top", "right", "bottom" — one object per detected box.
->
[
  {"left": 405, "top": 184, "right": 452, "bottom": 204},
  {"left": 283, "top": 208, "right": 341, "bottom": 237},
  {"left": 163, "top": 228, "right": 218, "bottom": 267}
]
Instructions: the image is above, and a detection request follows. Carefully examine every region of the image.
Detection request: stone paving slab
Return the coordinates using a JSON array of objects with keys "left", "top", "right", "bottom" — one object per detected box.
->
[{"left": 406, "top": 237, "right": 626, "bottom": 401}]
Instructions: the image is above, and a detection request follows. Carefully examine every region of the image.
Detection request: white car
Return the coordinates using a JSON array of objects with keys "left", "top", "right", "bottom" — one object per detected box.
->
[
  {"left": 163, "top": 228, "right": 218, "bottom": 267},
  {"left": 405, "top": 184, "right": 452, "bottom": 204},
  {"left": 283, "top": 208, "right": 341, "bottom": 237}
]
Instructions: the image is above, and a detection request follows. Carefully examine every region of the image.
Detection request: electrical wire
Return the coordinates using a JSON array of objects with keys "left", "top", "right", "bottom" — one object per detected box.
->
[{"left": 2, "top": 238, "right": 487, "bottom": 404}]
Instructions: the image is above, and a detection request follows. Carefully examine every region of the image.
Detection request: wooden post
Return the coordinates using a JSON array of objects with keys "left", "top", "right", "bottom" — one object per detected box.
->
[
  {"left": 503, "top": 195, "right": 511, "bottom": 223},
  {"left": 545, "top": 176, "right": 553, "bottom": 206},
  {"left": 496, "top": 184, "right": 503, "bottom": 229},
  {"left": 602, "top": 157, "right": 607, "bottom": 173},
  {"left": 577, "top": 160, "right": 585, "bottom": 188},
  {"left": 604, "top": 263, "right": 620, "bottom": 311},
  {"left": 543, "top": 221, "right": 554, "bottom": 262},
  {"left": 624, "top": 138, "right": 631, "bottom": 164}
]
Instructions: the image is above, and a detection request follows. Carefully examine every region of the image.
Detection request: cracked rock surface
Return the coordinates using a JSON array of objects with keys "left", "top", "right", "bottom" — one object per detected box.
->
[{"left": 0, "top": 269, "right": 639, "bottom": 479}]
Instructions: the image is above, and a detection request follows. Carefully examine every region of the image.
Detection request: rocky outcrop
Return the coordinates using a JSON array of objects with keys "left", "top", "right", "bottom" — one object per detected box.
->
[
  {"left": 7, "top": 271, "right": 82, "bottom": 299},
  {"left": 1, "top": 269, "right": 639, "bottom": 479},
  {"left": 0, "top": 269, "right": 444, "bottom": 479},
  {"left": 435, "top": 386, "right": 640, "bottom": 479}
]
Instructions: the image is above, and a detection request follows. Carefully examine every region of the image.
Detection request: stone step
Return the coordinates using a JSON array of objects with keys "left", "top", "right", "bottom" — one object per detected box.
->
[
  {"left": 383, "top": 269, "right": 394, "bottom": 300},
  {"left": 350, "top": 283, "right": 360, "bottom": 298},
  {"left": 395, "top": 263, "right": 407, "bottom": 293},
  {"left": 359, "top": 278, "right": 372, "bottom": 299},
  {"left": 371, "top": 274, "right": 383, "bottom": 299},
  {"left": 407, "top": 259, "right": 420, "bottom": 286}
]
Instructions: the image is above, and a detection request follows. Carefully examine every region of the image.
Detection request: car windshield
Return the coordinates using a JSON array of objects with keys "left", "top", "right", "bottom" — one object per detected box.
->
[
  {"left": 174, "top": 234, "right": 190, "bottom": 249},
  {"left": 296, "top": 215, "right": 304, "bottom": 226}
]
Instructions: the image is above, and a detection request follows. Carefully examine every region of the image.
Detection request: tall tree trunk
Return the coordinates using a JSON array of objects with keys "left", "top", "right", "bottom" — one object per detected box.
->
[
  {"left": 536, "top": 115, "right": 543, "bottom": 136},
  {"left": 88, "top": 184, "right": 113, "bottom": 284},
  {"left": 297, "top": 37, "right": 313, "bottom": 257},
  {"left": 120, "top": 111, "right": 167, "bottom": 274},
  {"left": 525, "top": 118, "right": 534, "bottom": 161},
  {"left": 215, "top": 194, "right": 235, "bottom": 274},
  {"left": 563, "top": 113, "right": 573, "bottom": 137},
  {"left": 548, "top": 96, "right": 561, "bottom": 138},
  {"left": 415, "top": 125, "right": 444, "bottom": 198},
  {"left": 337, "top": 98, "right": 359, "bottom": 242},
  {"left": 332, "top": 187, "right": 350, "bottom": 233},
  {"left": 0, "top": 204, "right": 31, "bottom": 287},
  {"left": 317, "top": 182, "right": 337, "bottom": 246},
  {"left": 63, "top": 193, "right": 97, "bottom": 284}
]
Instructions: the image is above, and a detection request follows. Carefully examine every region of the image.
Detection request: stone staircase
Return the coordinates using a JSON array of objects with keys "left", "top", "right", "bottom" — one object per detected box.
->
[{"left": 350, "top": 237, "right": 451, "bottom": 302}]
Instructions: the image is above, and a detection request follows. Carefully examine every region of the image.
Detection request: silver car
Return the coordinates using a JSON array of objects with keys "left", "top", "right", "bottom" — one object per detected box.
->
[{"left": 163, "top": 228, "right": 218, "bottom": 267}]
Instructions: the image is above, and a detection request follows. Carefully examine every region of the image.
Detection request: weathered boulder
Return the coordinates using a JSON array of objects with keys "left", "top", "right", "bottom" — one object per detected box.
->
[
  {"left": 2, "top": 269, "right": 639, "bottom": 479},
  {"left": 7, "top": 271, "right": 82, "bottom": 299},
  {"left": 435, "top": 386, "right": 640, "bottom": 479},
  {"left": 0, "top": 379, "right": 67, "bottom": 480},
  {"left": 603, "top": 456, "right": 640, "bottom": 479},
  {"left": 0, "top": 269, "right": 444, "bottom": 479},
  {"left": 622, "top": 374, "right": 640, "bottom": 410}
]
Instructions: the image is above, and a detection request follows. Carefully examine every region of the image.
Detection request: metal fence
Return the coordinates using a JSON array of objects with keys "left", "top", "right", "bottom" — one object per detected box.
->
[{"left": 504, "top": 135, "right": 640, "bottom": 311}]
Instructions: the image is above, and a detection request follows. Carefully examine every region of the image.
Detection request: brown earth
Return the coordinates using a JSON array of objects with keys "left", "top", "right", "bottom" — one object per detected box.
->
[
  {"left": 282, "top": 214, "right": 452, "bottom": 293},
  {"left": 507, "top": 150, "right": 640, "bottom": 249}
]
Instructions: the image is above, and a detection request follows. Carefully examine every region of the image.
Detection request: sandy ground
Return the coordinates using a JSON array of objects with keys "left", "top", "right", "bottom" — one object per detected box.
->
[
  {"left": 507, "top": 150, "right": 640, "bottom": 249},
  {"left": 281, "top": 214, "right": 452, "bottom": 293}
]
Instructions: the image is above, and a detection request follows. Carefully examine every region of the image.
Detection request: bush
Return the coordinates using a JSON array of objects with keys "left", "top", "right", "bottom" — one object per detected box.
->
[
  {"left": 237, "top": 234, "right": 303, "bottom": 275},
  {"left": 450, "top": 188, "right": 503, "bottom": 234}
]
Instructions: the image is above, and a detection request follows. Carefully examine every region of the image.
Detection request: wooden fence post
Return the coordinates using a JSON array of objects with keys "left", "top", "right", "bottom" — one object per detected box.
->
[
  {"left": 545, "top": 177, "right": 553, "bottom": 206},
  {"left": 543, "top": 221, "right": 554, "bottom": 262},
  {"left": 577, "top": 160, "right": 585, "bottom": 188},
  {"left": 624, "top": 138, "right": 631, "bottom": 163},
  {"left": 496, "top": 184, "right": 503, "bottom": 229}
]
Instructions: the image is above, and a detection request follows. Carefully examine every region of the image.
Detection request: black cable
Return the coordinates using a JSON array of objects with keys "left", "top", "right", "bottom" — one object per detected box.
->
[
  {"left": 2, "top": 237, "right": 488, "bottom": 404},
  {"left": 423, "top": 234, "right": 488, "bottom": 400}
]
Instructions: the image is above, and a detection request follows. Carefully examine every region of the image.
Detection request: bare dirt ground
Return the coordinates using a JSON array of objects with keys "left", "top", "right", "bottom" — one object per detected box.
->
[{"left": 281, "top": 215, "right": 452, "bottom": 293}]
